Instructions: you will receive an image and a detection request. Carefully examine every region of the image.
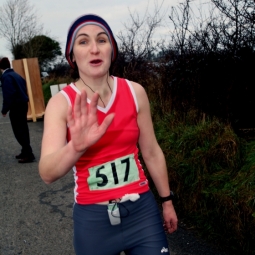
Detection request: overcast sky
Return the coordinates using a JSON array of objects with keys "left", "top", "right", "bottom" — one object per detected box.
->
[
  {"left": 0, "top": 0, "right": 205, "bottom": 62},
  {"left": 0, "top": 0, "right": 183, "bottom": 59}
]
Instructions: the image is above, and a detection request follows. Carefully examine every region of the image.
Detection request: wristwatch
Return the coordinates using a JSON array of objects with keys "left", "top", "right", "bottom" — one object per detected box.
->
[{"left": 159, "top": 191, "right": 174, "bottom": 203}]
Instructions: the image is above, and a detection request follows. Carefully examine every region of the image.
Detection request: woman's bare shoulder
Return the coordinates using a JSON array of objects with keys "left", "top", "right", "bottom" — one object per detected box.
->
[
  {"left": 44, "top": 92, "right": 69, "bottom": 121},
  {"left": 128, "top": 80, "right": 147, "bottom": 97}
]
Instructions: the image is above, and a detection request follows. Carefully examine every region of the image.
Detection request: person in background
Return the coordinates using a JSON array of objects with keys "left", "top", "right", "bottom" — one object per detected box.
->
[
  {"left": 39, "top": 14, "right": 177, "bottom": 255},
  {"left": 0, "top": 57, "right": 35, "bottom": 163}
]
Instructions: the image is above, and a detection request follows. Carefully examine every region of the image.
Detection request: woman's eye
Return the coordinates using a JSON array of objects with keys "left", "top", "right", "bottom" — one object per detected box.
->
[
  {"left": 98, "top": 38, "right": 106, "bottom": 43},
  {"left": 79, "top": 40, "right": 87, "bottom": 45}
]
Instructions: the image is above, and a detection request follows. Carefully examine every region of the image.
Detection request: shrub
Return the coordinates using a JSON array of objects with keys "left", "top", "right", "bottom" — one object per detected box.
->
[
  {"left": 42, "top": 77, "right": 72, "bottom": 105},
  {"left": 153, "top": 111, "right": 255, "bottom": 254}
]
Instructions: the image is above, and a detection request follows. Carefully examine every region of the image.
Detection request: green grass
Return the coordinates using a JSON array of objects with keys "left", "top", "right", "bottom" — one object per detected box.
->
[
  {"left": 153, "top": 111, "right": 255, "bottom": 254},
  {"left": 42, "top": 81, "right": 54, "bottom": 106}
]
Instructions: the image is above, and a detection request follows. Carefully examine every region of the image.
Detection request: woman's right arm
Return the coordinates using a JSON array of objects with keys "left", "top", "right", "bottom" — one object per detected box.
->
[
  {"left": 39, "top": 92, "right": 83, "bottom": 184},
  {"left": 39, "top": 90, "right": 114, "bottom": 184}
]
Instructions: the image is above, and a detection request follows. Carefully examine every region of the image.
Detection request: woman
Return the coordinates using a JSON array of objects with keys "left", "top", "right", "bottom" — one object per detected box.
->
[{"left": 39, "top": 14, "right": 177, "bottom": 255}]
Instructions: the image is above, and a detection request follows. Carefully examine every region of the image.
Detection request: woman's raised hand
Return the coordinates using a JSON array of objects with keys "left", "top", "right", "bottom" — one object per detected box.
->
[{"left": 67, "top": 90, "right": 114, "bottom": 153}]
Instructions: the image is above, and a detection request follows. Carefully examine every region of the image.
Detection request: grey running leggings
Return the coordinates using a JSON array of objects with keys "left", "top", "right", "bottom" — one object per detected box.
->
[{"left": 73, "top": 191, "right": 170, "bottom": 255}]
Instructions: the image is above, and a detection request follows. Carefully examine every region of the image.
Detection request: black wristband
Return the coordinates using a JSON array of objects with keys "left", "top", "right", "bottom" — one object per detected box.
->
[{"left": 159, "top": 191, "right": 174, "bottom": 203}]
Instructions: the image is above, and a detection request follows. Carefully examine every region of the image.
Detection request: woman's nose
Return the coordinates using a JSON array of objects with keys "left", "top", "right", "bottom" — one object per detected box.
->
[{"left": 90, "top": 41, "right": 99, "bottom": 54}]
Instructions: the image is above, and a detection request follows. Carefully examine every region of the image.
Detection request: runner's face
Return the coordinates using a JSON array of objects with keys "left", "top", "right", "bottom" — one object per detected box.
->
[{"left": 72, "top": 25, "right": 112, "bottom": 78}]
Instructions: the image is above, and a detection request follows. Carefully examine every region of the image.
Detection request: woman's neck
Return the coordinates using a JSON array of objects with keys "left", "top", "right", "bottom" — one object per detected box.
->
[
  {"left": 78, "top": 74, "right": 112, "bottom": 92},
  {"left": 75, "top": 74, "right": 114, "bottom": 107}
]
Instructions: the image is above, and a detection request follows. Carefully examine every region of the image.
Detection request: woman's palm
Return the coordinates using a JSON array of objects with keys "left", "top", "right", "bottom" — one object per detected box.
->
[{"left": 67, "top": 90, "right": 114, "bottom": 153}]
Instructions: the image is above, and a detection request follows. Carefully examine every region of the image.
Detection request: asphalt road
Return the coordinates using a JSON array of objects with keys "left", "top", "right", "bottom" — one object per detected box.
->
[{"left": 0, "top": 89, "right": 228, "bottom": 255}]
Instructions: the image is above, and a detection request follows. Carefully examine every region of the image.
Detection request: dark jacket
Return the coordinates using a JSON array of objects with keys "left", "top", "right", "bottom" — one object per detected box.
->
[{"left": 1, "top": 69, "right": 29, "bottom": 114}]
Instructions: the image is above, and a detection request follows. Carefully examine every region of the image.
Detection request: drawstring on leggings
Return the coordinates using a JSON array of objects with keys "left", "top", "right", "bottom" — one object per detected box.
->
[
  {"left": 110, "top": 199, "right": 130, "bottom": 218},
  {"left": 107, "top": 194, "right": 140, "bottom": 225}
]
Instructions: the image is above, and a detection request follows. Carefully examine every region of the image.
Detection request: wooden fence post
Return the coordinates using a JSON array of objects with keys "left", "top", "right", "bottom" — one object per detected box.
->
[
  {"left": 23, "top": 59, "right": 36, "bottom": 122},
  {"left": 12, "top": 58, "right": 45, "bottom": 122}
]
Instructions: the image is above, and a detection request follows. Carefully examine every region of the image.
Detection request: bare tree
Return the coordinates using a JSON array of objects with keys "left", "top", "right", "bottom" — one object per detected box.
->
[
  {"left": 211, "top": 0, "right": 255, "bottom": 51},
  {"left": 168, "top": 0, "right": 192, "bottom": 55},
  {"left": 113, "top": 0, "right": 168, "bottom": 85},
  {"left": 167, "top": 0, "right": 255, "bottom": 54},
  {"left": 117, "top": 0, "right": 167, "bottom": 63},
  {"left": 0, "top": 0, "right": 43, "bottom": 58}
]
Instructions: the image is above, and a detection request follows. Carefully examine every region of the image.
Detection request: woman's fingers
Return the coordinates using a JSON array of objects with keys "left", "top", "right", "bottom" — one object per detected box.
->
[
  {"left": 80, "top": 90, "right": 88, "bottom": 116},
  {"left": 73, "top": 93, "right": 81, "bottom": 120},
  {"left": 71, "top": 91, "right": 99, "bottom": 127},
  {"left": 98, "top": 113, "right": 115, "bottom": 133},
  {"left": 72, "top": 91, "right": 90, "bottom": 127},
  {"left": 89, "top": 92, "right": 100, "bottom": 116},
  {"left": 164, "top": 219, "right": 178, "bottom": 234},
  {"left": 69, "top": 92, "right": 114, "bottom": 145}
]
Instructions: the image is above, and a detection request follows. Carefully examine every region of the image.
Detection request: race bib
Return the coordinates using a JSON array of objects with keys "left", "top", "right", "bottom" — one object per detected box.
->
[{"left": 87, "top": 154, "right": 140, "bottom": 191}]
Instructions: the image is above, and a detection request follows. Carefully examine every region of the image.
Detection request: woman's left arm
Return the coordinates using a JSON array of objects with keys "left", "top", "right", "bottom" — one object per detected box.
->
[{"left": 131, "top": 81, "right": 178, "bottom": 234}]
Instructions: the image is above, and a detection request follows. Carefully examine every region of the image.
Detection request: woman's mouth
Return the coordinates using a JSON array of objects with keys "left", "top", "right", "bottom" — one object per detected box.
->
[{"left": 90, "top": 59, "right": 102, "bottom": 64}]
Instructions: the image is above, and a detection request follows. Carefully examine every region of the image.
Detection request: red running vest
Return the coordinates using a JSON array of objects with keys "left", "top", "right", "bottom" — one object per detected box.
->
[{"left": 61, "top": 76, "right": 149, "bottom": 204}]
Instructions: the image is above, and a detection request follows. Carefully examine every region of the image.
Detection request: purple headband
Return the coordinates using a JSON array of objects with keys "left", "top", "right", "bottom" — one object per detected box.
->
[{"left": 65, "top": 14, "right": 118, "bottom": 69}]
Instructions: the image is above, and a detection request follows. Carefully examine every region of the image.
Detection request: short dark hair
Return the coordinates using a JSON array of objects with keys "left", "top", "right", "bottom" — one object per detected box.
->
[{"left": 0, "top": 57, "right": 11, "bottom": 70}]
